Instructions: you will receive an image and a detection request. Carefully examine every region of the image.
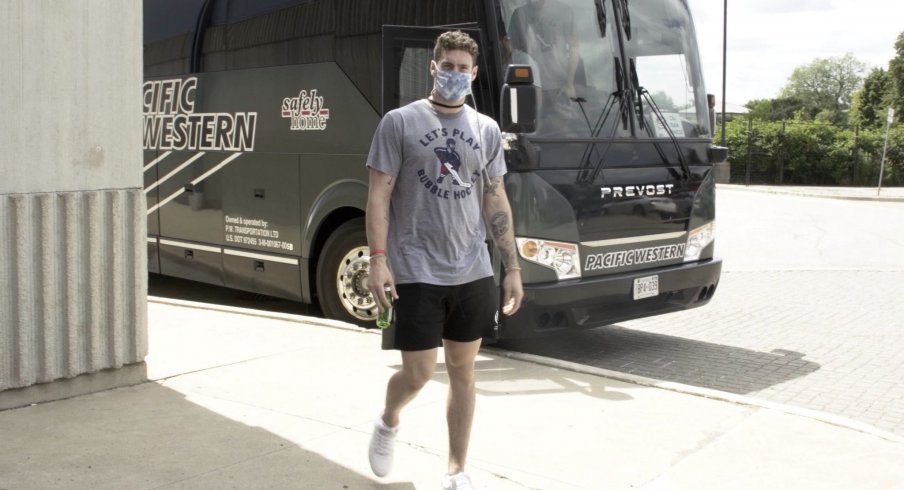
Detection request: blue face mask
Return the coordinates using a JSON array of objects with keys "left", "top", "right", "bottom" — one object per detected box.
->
[{"left": 434, "top": 68, "right": 473, "bottom": 101}]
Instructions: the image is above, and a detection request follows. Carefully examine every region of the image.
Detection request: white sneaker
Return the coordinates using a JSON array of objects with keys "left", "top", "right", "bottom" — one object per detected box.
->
[
  {"left": 368, "top": 416, "right": 397, "bottom": 477},
  {"left": 441, "top": 472, "right": 475, "bottom": 490}
]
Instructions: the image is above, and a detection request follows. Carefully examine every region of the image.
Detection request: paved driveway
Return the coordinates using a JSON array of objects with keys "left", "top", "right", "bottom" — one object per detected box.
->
[{"left": 498, "top": 188, "right": 904, "bottom": 436}]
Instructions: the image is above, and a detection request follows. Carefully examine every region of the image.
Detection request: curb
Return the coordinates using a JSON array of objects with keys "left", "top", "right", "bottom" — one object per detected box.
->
[
  {"left": 484, "top": 347, "right": 904, "bottom": 445},
  {"left": 149, "top": 296, "right": 369, "bottom": 334},
  {"left": 148, "top": 296, "right": 904, "bottom": 445},
  {"left": 717, "top": 184, "right": 904, "bottom": 203}
]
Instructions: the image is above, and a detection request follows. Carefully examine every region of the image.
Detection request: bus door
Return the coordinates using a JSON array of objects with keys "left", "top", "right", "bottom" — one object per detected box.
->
[{"left": 381, "top": 26, "right": 495, "bottom": 116}]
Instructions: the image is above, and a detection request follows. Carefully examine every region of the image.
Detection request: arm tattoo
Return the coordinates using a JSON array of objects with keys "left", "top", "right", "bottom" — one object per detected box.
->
[
  {"left": 484, "top": 176, "right": 502, "bottom": 197},
  {"left": 504, "top": 249, "right": 518, "bottom": 269},
  {"left": 490, "top": 212, "right": 508, "bottom": 239}
]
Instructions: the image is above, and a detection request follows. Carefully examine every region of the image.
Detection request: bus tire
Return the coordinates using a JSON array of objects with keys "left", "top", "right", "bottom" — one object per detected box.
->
[{"left": 316, "top": 217, "right": 378, "bottom": 328}]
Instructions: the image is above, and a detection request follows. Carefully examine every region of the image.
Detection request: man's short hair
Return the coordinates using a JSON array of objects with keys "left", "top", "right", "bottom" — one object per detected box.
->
[{"left": 434, "top": 30, "right": 479, "bottom": 63}]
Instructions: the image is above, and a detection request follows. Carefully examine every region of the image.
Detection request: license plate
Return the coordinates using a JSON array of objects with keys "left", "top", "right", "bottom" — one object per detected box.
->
[{"left": 633, "top": 275, "right": 659, "bottom": 300}]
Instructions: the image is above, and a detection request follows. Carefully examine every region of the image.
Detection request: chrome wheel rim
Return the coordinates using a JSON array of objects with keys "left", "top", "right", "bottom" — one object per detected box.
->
[{"left": 335, "top": 245, "right": 377, "bottom": 321}]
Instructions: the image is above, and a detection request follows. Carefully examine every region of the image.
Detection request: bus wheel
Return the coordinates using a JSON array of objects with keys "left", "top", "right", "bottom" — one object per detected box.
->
[{"left": 317, "top": 218, "right": 378, "bottom": 327}]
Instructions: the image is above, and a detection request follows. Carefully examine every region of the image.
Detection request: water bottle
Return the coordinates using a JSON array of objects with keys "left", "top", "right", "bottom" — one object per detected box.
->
[{"left": 376, "top": 286, "right": 393, "bottom": 329}]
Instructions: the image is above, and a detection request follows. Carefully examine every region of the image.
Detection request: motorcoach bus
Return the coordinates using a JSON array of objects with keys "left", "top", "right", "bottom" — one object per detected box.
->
[{"left": 143, "top": 0, "right": 724, "bottom": 338}]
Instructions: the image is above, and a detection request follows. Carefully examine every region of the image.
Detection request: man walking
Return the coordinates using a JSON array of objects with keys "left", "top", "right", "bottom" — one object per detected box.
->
[{"left": 365, "top": 30, "right": 523, "bottom": 489}]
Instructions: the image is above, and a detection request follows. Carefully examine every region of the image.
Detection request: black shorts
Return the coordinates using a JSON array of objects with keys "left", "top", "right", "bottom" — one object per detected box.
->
[{"left": 381, "top": 276, "right": 499, "bottom": 351}]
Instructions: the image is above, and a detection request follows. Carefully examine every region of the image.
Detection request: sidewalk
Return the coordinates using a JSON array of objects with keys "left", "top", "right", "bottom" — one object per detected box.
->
[
  {"left": 718, "top": 183, "right": 904, "bottom": 202},
  {"left": 2, "top": 299, "right": 903, "bottom": 489}
]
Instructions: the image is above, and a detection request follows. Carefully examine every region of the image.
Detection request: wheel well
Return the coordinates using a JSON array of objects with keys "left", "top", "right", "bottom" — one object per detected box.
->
[{"left": 310, "top": 208, "right": 365, "bottom": 300}]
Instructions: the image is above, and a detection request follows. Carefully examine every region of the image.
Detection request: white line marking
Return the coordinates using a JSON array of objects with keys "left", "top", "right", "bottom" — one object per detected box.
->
[
  {"left": 191, "top": 152, "right": 241, "bottom": 185},
  {"left": 159, "top": 239, "right": 222, "bottom": 254},
  {"left": 224, "top": 248, "right": 299, "bottom": 265},
  {"left": 143, "top": 151, "right": 172, "bottom": 172},
  {"left": 147, "top": 152, "right": 242, "bottom": 215},
  {"left": 145, "top": 152, "right": 206, "bottom": 194}
]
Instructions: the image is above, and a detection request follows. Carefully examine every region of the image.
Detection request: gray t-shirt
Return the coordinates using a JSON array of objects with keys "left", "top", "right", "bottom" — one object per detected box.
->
[{"left": 366, "top": 99, "right": 506, "bottom": 286}]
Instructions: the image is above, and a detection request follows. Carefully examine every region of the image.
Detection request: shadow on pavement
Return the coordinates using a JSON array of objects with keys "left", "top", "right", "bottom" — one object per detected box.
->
[
  {"left": 0, "top": 382, "right": 412, "bottom": 489},
  {"left": 495, "top": 325, "right": 821, "bottom": 395},
  {"left": 385, "top": 357, "right": 634, "bottom": 402},
  {"left": 148, "top": 274, "right": 818, "bottom": 397},
  {"left": 149, "top": 273, "right": 320, "bottom": 317}
]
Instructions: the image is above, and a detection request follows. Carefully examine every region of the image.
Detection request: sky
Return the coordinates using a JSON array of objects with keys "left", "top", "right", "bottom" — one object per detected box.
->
[{"left": 688, "top": 0, "right": 903, "bottom": 107}]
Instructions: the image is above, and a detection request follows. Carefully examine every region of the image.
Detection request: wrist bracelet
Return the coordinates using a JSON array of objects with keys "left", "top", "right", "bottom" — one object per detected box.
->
[
  {"left": 369, "top": 253, "right": 387, "bottom": 261},
  {"left": 505, "top": 266, "right": 522, "bottom": 272},
  {"left": 370, "top": 248, "right": 386, "bottom": 256}
]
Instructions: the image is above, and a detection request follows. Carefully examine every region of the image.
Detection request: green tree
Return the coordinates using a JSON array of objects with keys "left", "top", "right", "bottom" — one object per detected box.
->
[
  {"left": 745, "top": 96, "right": 806, "bottom": 121},
  {"left": 780, "top": 53, "right": 867, "bottom": 125},
  {"left": 889, "top": 31, "right": 904, "bottom": 118},
  {"left": 850, "top": 68, "right": 892, "bottom": 128},
  {"left": 649, "top": 90, "right": 677, "bottom": 111}
]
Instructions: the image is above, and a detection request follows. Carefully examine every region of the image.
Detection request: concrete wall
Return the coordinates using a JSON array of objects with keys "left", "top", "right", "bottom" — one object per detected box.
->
[{"left": 0, "top": 1, "right": 147, "bottom": 408}]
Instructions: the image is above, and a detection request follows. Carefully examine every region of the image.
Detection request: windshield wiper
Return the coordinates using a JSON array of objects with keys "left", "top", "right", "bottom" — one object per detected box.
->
[
  {"left": 576, "top": 58, "right": 629, "bottom": 184},
  {"left": 630, "top": 59, "right": 691, "bottom": 181},
  {"left": 619, "top": 0, "right": 632, "bottom": 41},
  {"left": 593, "top": 0, "right": 607, "bottom": 37}
]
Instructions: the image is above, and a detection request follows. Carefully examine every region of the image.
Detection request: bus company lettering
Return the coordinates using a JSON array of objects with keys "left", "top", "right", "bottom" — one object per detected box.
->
[
  {"left": 601, "top": 184, "right": 675, "bottom": 198},
  {"left": 584, "top": 244, "right": 686, "bottom": 271},
  {"left": 224, "top": 215, "right": 294, "bottom": 251},
  {"left": 282, "top": 89, "right": 330, "bottom": 130},
  {"left": 144, "top": 78, "right": 196, "bottom": 114},
  {"left": 143, "top": 77, "right": 257, "bottom": 151}
]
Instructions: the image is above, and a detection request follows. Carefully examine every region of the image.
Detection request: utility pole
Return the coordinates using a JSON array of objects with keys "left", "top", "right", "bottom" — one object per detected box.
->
[
  {"left": 778, "top": 121, "right": 785, "bottom": 185},
  {"left": 745, "top": 117, "right": 752, "bottom": 186},
  {"left": 877, "top": 108, "right": 894, "bottom": 196},
  {"left": 720, "top": 0, "right": 727, "bottom": 146}
]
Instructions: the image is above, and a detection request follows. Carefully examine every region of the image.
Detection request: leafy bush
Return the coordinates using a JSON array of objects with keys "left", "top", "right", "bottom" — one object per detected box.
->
[{"left": 718, "top": 117, "right": 903, "bottom": 186}]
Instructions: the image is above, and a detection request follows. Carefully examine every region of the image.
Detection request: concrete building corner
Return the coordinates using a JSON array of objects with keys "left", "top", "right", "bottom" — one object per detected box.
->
[{"left": 1, "top": 0, "right": 147, "bottom": 409}]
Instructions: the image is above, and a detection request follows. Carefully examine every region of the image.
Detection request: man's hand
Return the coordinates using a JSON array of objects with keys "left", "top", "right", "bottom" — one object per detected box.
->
[
  {"left": 501, "top": 270, "right": 524, "bottom": 316},
  {"left": 366, "top": 167, "right": 397, "bottom": 314},
  {"left": 366, "top": 257, "right": 396, "bottom": 313}
]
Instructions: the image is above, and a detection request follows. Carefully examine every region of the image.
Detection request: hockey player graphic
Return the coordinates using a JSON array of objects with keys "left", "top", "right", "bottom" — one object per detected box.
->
[{"left": 434, "top": 138, "right": 472, "bottom": 188}]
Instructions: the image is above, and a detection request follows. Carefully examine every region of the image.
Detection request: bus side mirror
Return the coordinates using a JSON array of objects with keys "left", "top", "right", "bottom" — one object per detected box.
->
[
  {"left": 708, "top": 146, "right": 728, "bottom": 164},
  {"left": 500, "top": 65, "right": 538, "bottom": 134}
]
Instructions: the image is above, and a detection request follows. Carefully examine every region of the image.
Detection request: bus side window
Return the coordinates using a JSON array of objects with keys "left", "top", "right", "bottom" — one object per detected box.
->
[{"left": 144, "top": 0, "right": 208, "bottom": 77}]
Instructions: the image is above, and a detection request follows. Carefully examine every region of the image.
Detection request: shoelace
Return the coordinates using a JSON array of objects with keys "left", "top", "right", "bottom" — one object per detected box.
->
[{"left": 374, "top": 428, "right": 394, "bottom": 455}]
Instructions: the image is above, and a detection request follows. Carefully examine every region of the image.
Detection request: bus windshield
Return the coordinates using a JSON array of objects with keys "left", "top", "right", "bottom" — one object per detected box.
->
[
  {"left": 622, "top": 0, "right": 712, "bottom": 139},
  {"left": 495, "top": 0, "right": 710, "bottom": 139}
]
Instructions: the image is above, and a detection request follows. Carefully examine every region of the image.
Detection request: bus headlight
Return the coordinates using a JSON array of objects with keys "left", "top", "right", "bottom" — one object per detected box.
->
[
  {"left": 516, "top": 238, "right": 581, "bottom": 279},
  {"left": 684, "top": 222, "right": 715, "bottom": 262}
]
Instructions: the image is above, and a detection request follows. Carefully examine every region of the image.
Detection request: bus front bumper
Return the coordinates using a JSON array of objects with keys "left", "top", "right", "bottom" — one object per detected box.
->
[{"left": 495, "top": 258, "right": 722, "bottom": 339}]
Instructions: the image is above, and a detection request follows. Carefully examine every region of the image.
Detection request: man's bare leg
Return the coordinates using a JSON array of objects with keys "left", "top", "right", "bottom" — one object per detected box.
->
[
  {"left": 443, "top": 338, "right": 482, "bottom": 475},
  {"left": 383, "top": 348, "right": 438, "bottom": 427}
]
